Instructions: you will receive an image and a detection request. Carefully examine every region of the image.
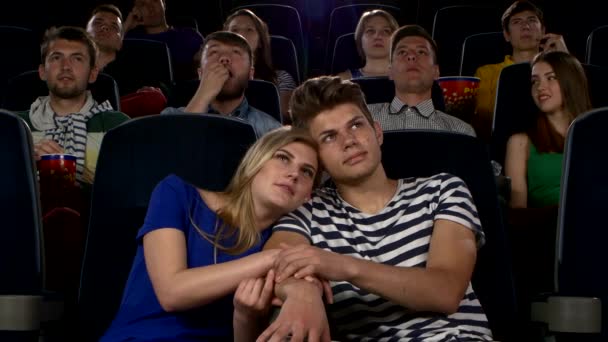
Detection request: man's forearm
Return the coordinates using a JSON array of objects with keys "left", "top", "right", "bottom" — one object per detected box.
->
[
  {"left": 184, "top": 87, "right": 213, "bottom": 113},
  {"left": 347, "top": 257, "right": 466, "bottom": 314}
]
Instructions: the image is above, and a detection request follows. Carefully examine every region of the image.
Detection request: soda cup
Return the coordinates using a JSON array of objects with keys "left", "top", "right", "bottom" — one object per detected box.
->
[{"left": 37, "top": 154, "right": 79, "bottom": 213}]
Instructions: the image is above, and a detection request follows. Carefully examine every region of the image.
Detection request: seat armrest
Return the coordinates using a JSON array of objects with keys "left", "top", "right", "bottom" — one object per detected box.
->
[
  {"left": 0, "top": 295, "right": 42, "bottom": 331},
  {"left": 531, "top": 296, "right": 601, "bottom": 333}
]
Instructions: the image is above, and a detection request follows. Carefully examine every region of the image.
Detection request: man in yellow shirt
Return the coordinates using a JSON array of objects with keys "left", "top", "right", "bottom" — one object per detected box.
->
[{"left": 474, "top": 1, "right": 568, "bottom": 138}]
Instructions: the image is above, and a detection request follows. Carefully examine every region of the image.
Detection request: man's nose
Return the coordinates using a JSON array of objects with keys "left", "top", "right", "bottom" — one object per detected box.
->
[
  {"left": 219, "top": 54, "right": 230, "bottom": 64},
  {"left": 60, "top": 58, "right": 72, "bottom": 70}
]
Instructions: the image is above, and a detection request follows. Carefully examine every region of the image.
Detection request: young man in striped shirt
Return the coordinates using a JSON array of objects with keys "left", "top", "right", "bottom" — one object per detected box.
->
[
  {"left": 18, "top": 26, "right": 129, "bottom": 184},
  {"left": 260, "top": 76, "right": 492, "bottom": 341}
]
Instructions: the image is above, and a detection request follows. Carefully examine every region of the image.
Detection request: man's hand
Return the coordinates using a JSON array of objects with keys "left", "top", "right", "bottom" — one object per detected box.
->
[
  {"left": 540, "top": 33, "right": 568, "bottom": 53},
  {"left": 123, "top": 6, "right": 144, "bottom": 33},
  {"left": 257, "top": 280, "right": 331, "bottom": 342},
  {"left": 185, "top": 61, "right": 230, "bottom": 113},
  {"left": 274, "top": 243, "right": 355, "bottom": 284},
  {"left": 34, "top": 139, "right": 64, "bottom": 160},
  {"left": 198, "top": 61, "right": 230, "bottom": 101}
]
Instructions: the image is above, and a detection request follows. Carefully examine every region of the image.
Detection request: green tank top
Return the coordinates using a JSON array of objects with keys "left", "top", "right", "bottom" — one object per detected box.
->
[{"left": 527, "top": 143, "right": 563, "bottom": 208}]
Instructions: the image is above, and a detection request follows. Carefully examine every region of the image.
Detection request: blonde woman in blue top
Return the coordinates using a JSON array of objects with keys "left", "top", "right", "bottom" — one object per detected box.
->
[{"left": 101, "top": 127, "right": 322, "bottom": 341}]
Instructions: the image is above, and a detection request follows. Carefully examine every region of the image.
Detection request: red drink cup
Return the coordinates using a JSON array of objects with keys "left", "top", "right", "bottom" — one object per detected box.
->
[{"left": 37, "top": 154, "right": 79, "bottom": 213}]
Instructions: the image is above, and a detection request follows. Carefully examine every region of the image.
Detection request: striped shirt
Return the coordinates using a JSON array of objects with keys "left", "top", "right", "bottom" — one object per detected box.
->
[
  {"left": 277, "top": 69, "right": 297, "bottom": 92},
  {"left": 368, "top": 98, "right": 476, "bottom": 137},
  {"left": 273, "top": 173, "right": 492, "bottom": 341}
]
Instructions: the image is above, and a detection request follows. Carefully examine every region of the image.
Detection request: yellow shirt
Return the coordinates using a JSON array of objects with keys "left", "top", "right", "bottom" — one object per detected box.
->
[{"left": 474, "top": 55, "right": 514, "bottom": 119}]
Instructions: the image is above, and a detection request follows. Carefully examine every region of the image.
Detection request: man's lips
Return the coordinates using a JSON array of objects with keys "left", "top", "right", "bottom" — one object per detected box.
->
[{"left": 344, "top": 151, "right": 366, "bottom": 165}]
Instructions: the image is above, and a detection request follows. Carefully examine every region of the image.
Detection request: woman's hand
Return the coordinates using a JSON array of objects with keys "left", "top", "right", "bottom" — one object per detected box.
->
[{"left": 234, "top": 269, "right": 276, "bottom": 321}]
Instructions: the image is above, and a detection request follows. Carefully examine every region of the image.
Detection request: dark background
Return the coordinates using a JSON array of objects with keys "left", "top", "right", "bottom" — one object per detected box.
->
[{"left": 1, "top": 0, "right": 591, "bottom": 76}]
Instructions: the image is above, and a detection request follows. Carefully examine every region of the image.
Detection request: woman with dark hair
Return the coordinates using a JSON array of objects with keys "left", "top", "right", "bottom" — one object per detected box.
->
[
  {"left": 224, "top": 9, "right": 297, "bottom": 121},
  {"left": 336, "top": 9, "right": 399, "bottom": 80},
  {"left": 505, "top": 51, "right": 592, "bottom": 208}
]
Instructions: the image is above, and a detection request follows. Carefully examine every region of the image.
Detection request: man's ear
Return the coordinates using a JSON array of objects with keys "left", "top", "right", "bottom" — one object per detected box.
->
[
  {"left": 88, "top": 64, "right": 99, "bottom": 84},
  {"left": 388, "top": 62, "right": 393, "bottom": 81},
  {"left": 374, "top": 120, "right": 383, "bottom": 146},
  {"left": 249, "top": 66, "right": 254, "bottom": 80},
  {"left": 503, "top": 29, "right": 511, "bottom": 43},
  {"left": 38, "top": 64, "right": 46, "bottom": 82}
]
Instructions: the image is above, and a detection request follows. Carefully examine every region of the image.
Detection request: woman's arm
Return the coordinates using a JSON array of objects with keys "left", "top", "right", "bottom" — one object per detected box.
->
[
  {"left": 144, "top": 228, "right": 279, "bottom": 312},
  {"left": 233, "top": 270, "right": 276, "bottom": 342},
  {"left": 505, "top": 133, "right": 530, "bottom": 208}
]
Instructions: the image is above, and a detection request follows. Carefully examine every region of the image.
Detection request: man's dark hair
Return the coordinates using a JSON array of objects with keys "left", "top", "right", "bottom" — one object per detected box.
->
[
  {"left": 289, "top": 76, "right": 374, "bottom": 129},
  {"left": 501, "top": 1, "right": 544, "bottom": 32},
  {"left": 198, "top": 31, "right": 253, "bottom": 66},
  {"left": 390, "top": 24, "right": 438, "bottom": 64},
  {"left": 90, "top": 3, "right": 123, "bottom": 21},
  {"left": 40, "top": 26, "right": 98, "bottom": 68}
]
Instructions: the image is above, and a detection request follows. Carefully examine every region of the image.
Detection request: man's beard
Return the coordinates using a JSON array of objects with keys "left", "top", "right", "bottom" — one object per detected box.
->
[
  {"left": 216, "top": 74, "right": 248, "bottom": 102},
  {"left": 48, "top": 81, "right": 88, "bottom": 100}
]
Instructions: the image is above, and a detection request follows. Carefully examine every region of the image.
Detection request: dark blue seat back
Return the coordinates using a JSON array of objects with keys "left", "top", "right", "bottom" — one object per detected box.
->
[
  {"left": 0, "top": 26, "right": 39, "bottom": 95},
  {"left": 491, "top": 62, "right": 536, "bottom": 166},
  {"left": 104, "top": 38, "right": 174, "bottom": 96},
  {"left": 460, "top": 31, "right": 510, "bottom": 76},
  {"left": 330, "top": 33, "right": 361, "bottom": 75},
  {"left": 271, "top": 35, "right": 301, "bottom": 84},
  {"left": 585, "top": 25, "right": 608, "bottom": 67},
  {"left": 0, "top": 110, "right": 43, "bottom": 341},
  {"left": 432, "top": 5, "right": 502, "bottom": 76},
  {"left": 557, "top": 107, "right": 608, "bottom": 341},
  {"left": 381, "top": 130, "right": 519, "bottom": 340},
  {"left": 78, "top": 114, "right": 257, "bottom": 341}
]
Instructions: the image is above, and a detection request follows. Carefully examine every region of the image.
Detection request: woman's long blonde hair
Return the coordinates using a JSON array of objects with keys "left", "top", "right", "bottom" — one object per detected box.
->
[{"left": 197, "top": 126, "right": 321, "bottom": 255}]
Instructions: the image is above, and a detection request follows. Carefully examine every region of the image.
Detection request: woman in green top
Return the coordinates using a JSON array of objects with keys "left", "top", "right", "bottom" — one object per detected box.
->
[{"left": 505, "top": 51, "right": 592, "bottom": 208}]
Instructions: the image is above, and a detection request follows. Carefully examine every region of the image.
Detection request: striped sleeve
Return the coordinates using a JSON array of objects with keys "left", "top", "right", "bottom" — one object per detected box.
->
[
  {"left": 434, "top": 173, "right": 485, "bottom": 247},
  {"left": 272, "top": 200, "right": 313, "bottom": 243},
  {"left": 276, "top": 70, "right": 297, "bottom": 91}
]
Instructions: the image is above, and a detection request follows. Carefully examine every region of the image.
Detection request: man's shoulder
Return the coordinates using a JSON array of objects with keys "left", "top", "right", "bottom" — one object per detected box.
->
[
  {"left": 398, "top": 173, "right": 465, "bottom": 195},
  {"left": 87, "top": 111, "right": 130, "bottom": 132},
  {"left": 367, "top": 102, "right": 390, "bottom": 114},
  {"left": 475, "top": 56, "right": 513, "bottom": 77},
  {"left": 14, "top": 110, "right": 31, "bottom": 124},
  {"left": 246, "top": 105, "right": 281, "bottom": 127},
  {"left": 435, "top": 109, "right": 476, "bottom": 137}
]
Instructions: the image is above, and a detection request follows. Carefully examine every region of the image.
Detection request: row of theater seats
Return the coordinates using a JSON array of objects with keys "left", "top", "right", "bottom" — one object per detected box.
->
[{"left": 3, "top": 105, "right": 608, "bottom": 341}]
